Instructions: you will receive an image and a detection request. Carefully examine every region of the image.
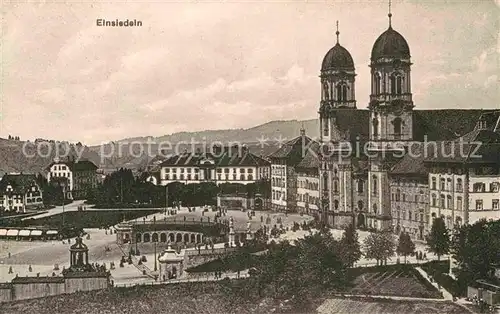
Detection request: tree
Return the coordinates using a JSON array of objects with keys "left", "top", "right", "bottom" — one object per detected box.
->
[
  {"left": 364, "top": 232, "right": 395, "bottom": 265},
  {"left": 397, "top": 232, "right": 415, "bottom": 263},
  {"left": 426, "top": 217, "right": 450, "bottom": 260},
  {"left": 451, "top": 219, "right": 500, "bottom": 289},
  {"left": 339, "top": 223, "right": 362, "bottom": 267}
]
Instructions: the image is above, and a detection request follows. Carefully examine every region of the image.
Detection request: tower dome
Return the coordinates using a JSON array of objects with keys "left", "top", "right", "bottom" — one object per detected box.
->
[
  {"left": 371, "top": 26, "right": 410, "bottom": 61},
  {"left": 321, "top": 44, "right": 355, "bottom": 71},
  {"left": 321, "top": 21, "right": 354, "bottom": 72}
]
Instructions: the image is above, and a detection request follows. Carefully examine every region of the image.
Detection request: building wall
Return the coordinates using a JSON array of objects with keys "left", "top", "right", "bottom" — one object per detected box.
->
[
  {"left": 48, "top": 163, "right": 73, "bottom": 191},
  {"left": 0, "top": 286, "right": 12, "bottom": 302},
  {"left": 64, "top": 277, "right": 109, "bottom": 294},
  {"left": 72, "top": 170, "right": 98, "bottom": 199},
  {"left": 296, "top": 172, "right": 319, "bottom": 214},
  {"left": 271, "top": 161, "right": 287, "bottom": 210},
  {"left": 12, "top": 282, "right": 66, "bottom": 301},
  {"left": 468, "top": 169, "right": 500, "bottom": 224},
  {"left": 0, "top": 183, "right": 43, "bottom": 212},
  {"left": 429, "top": 165, "right": 499, "bottom": 229},
  {"left": 160, "top": 166, "right": 265, "bottom": 185},
  {"left": 390, "top": 176, "right": 429, "bottom": 240}
]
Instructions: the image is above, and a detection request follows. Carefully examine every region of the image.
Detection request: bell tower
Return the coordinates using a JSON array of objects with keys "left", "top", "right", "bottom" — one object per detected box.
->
[
  {"left": 319, "top": 21, "right": 357, "bottom": 143},
  {"left": 369, "top": 1, "right": 414, "bottom": 144}
]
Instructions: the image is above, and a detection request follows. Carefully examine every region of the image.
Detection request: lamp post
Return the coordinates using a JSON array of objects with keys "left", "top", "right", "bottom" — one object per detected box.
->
[{"left": 153, "top": 215, "right": 157, "bottom": 271}]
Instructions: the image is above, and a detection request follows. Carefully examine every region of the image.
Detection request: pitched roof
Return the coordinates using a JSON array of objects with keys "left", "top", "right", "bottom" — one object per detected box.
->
[
  {"left": 160, "top": 147, "right": 270, "bottom": 168},
  {"left": 268, "top": 135, "right": 316, "bottom": 167},
  {"left": 46, "top": 160, "right": 98, "bottom": 172},
  {"left": 0, "top": 173, "right": 39, "bottom": 194},
  {"left": 390, "top": 143, "right": 427, "bottom": 176},
  {"left": 325, "top": 109, "right": 496, "bottom": 142},
  {"left": 330, "top": 109, "right": 370, "bottom": 141},
  {"left": 296, "top": 141, "right": 320, "bottom": 170}
]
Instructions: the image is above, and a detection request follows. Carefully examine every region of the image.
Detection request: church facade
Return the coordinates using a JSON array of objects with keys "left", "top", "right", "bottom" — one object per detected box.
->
[
  {"left": 316, "top": 14, "right": 500, "bottom": 238},
  {"left": 269, "top": 12, "right": 500, "bottom": 240}
]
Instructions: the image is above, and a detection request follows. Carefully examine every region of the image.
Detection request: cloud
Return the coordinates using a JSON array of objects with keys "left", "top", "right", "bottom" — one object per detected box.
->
[{"left": 2, "top": 1, "right": 499, "bottom": 145}]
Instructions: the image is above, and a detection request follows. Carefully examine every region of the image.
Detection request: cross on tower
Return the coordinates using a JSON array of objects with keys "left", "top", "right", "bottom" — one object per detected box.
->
[
  {"left": 335, "top": 20, "right": 339, "bottom": 43},
  {"left": 388, "top": 0, "right": 392, "bottom": 27}
]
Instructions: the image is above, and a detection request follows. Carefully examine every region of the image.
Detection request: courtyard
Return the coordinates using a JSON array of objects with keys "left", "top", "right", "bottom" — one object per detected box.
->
[{"left": 0, "top": 207, "right": 313, "bottom": 286}]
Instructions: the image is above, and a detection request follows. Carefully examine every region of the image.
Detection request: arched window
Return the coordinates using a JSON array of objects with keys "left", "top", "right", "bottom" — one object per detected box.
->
[
  {"left": 333, "top": 179, "right": 339, "bottom": 193},
  {"left": 456, "top": 178, "right": 463, "bottom": 191},
  {"left": 393, "top": 117, "right": 402, "bottom": 136},
  {"left": 322, "top": 172, "right": 328, "bottom": 191},
  {"left": 396, "top": 189, "right": 401, "bottom": 201},
  {"left": 323, "top": 118, "right": 329, "bottom": 136},
  {"left": 323, "top": 82, "right": 330, "bottom": 100},
  {"left": 372, "top": 117, "right": 379, "bottom": 137},
  {"left": 372, "top": 175, "right": 378, "bottom": 195},
  {"left": 334, "top": 200, "right": 339, "bottom": 210},
  {"left": 390, "top": 73, "right": 403, "bottom": 95},
  {"left": 374, "top": 73, "right": 381, "bottom": 94},
  {"left": 373, "top": 203, "right": 378, "bottom": 214},
  {"left": 357, "top": 180, "right": 364, "bottom": 193},
  {"left": 432, "top": 194, "right": 437, "bottom": 207}
]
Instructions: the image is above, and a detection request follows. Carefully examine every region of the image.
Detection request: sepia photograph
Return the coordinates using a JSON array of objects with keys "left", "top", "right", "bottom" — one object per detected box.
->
[{"left": 0, "top": 0, "right": 499, "bottom": 313}]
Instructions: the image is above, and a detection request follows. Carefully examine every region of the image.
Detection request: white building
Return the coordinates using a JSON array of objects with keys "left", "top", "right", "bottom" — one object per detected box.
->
[
  {"left": 157, "top": 145, "right": 270, "bottom": 186},
  {"left": 46, "top": 157, "right": 98, "bottom": 200},
  {"left": 269, "top": 128, "right": 317, "bottom": 212},
  {"left": 0, "top": 173, "right": 43, "bottom": 212}
]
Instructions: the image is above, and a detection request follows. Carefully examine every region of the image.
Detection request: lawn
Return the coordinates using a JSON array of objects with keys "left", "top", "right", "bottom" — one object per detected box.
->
[
  {"left": 317, "top": 297, "right": 471, "bottom": 314},
  {"left": 347, "top": 265, "right": 443, "bottom": 299},
  {"left": 0, "top": 280, "right": 472, "bottom": 314},
  {"left": 17, "top": 210, "right": 161, "bottom": 229},
  {"left": 0, "top": 281, "right": 299, "bottom": 314}
]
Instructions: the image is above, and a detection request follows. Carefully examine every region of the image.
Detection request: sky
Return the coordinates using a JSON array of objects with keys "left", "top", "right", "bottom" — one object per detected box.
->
[{"left": 1, "top": 0, "right": 499, "bottom": 145}]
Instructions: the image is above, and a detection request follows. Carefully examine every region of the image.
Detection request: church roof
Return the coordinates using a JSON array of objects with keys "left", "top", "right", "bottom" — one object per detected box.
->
[
  {"left": 326, "top": 109, "right": 496, "bottom": 143},
  {"left": 371, "top": 26, "right": 410, "bottom": 61},
  {"left": 322, "top": 43, "right": 355, "bottom": 71}
]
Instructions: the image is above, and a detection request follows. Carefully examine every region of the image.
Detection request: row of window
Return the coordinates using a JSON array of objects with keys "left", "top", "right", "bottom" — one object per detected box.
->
[
  {"left": 394, "top": 209, "right": 427, "bottom": 224},
  {"left": 296, "top": 193, "right": 319, "bottom": 206},
  {"left": 474, "top": 199, "right": 499, "bottom": 211},
  {"left": 431, "top": 177, "right": 500, "bottom": 193},
  {"left": 53, "top": 165, "right": 68, "bottom": 171},
  {"left": 271, "top": 178, "right": 285, "bottom": 188},
  {"left": 391, "top": 189, "right": 426, "bottom": 203},
  {"left": 164, "top": 173, "right": 255, "bottom": 181},
  {"left": 431, "top": 194, "right": 462, "bottom": 210},
  {"left": 272, "top": 191, "right": 284, "bottom": 201},
  {"left": 373, "top": 72, "right": 405, "bottom": 95},
  {"left": 297, "top": 180, "right": 319, "bottom": 191}
]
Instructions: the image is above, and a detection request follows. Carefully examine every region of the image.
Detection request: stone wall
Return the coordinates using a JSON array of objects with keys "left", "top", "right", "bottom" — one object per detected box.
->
[{"left": 0, "top": 273, "right": 110, "bottom": 303}]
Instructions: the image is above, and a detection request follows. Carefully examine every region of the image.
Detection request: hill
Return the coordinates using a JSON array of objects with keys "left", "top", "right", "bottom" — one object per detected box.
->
[
  {"left": 0, "top": 119, "right": 318, "bottom": 175},
  {"left": 87, "top": 119, "right": 319, "bottom": 171},
  {"left": 0, "top": 138, "right": 101, "bottom": 176}
]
